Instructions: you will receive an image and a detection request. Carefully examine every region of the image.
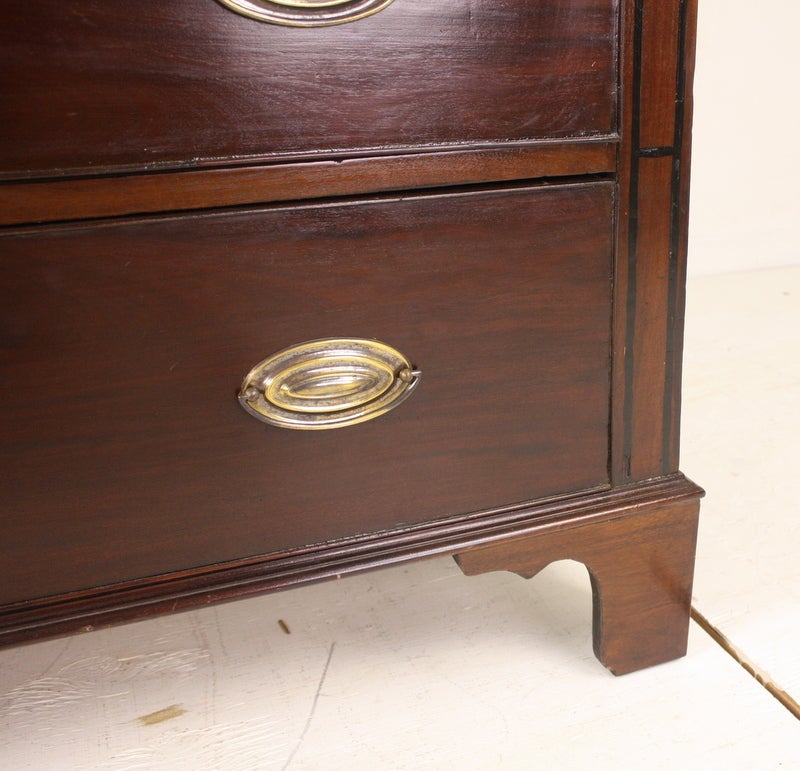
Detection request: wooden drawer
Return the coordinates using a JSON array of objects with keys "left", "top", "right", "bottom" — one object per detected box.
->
[
  {"left": 0, "top": 181, "right": 613, "bottom": 604},
  {"left": 0, "top": 0, "right": 618, "bottom": 178}
]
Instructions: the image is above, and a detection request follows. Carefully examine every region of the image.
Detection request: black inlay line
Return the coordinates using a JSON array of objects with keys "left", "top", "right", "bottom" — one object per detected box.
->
[
  {"left": 622, "top": 0, "right": 645, "bottom": 480},
  {"left": 637, "top": 146, "right": 675, "bottom": 158},
  {"left": 663, "top": 0, "right": 690, "bottom": 473}
]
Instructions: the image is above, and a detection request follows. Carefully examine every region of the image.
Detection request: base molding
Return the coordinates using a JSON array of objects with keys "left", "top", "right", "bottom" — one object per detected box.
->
[{"left": 0, "top": 474, "right": 703, "bottom": 659}]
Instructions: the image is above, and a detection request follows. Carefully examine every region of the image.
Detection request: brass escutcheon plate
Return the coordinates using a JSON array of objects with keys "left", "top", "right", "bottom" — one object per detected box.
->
[
  {"left": 238, "top": 338, "right": 420, "bottom": 429},
  {"left": 214, "top": 0, "right": 396, "bottom": 26}
]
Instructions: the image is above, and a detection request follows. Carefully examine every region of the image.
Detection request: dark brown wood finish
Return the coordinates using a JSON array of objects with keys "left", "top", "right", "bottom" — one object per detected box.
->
[
  {"left": 0, "top": 0, "right": 618, "bottom": 179},
  {"left": 612, "top": 0, "right": 698, "bottom": 482},
  {"left": 455, "top": 493, "right": 701, "bottom": 675},
  {"left": 1, "top": 183, "right": 613, "bottom": 604},
  {"left": 667, "top": 0, "right": 699, "bottom": 475},
  {"left": 0, "top": 0, "right": 703, "bottom": 674},
  {"left": 0, "top": 141, "right": 616, "bottom": 226},
  {"left": 0, "top": 475, "right": 702, "bottom": 650}
]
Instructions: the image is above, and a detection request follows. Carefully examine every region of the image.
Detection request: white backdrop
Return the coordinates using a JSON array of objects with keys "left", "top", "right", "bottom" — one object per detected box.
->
[{"left": 688, "top": 0, "right": 800, "bottom": 276}]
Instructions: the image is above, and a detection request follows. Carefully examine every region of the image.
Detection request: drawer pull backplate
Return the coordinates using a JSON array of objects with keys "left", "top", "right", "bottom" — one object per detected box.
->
[
  {"left": 215, "top": 0, "right": 396, "bottom": 26},
  {"left": 238, "top": 338, "right": 420, "bottom": 429}
]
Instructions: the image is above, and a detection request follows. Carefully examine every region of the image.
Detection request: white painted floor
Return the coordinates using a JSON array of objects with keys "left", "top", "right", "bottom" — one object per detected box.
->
[
  {"left": 1, "top": 267, "right": 798, "bottom": 769},
  {"left": 682, "top": 266, "right": 800, "bottom": 711}
]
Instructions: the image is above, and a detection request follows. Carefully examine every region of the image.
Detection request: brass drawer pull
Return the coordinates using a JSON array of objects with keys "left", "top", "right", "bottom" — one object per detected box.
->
[
  {"left": 215, "top": 0, "right": 396, "bottom": 27},
  {"left": 238, "top": 338, "right": 421, "bottom": 429}
]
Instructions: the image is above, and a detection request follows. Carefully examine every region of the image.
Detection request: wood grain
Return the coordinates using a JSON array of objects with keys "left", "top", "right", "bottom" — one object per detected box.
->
[
  {"left": 638, "top": 0, "right": 681, "bottom": 147},
  {"left": 0, "top": 141, "right": 616, "bottom": 226},
  {"left": 0, "top": 182, "right": 613, "bottom": 607},
  {"left": 629, "top": 155, "right": 674, "bottom": 479},
  {"left": 456, "top": 493, "right": 702, "bottom": 675},
  {"left": 0, "top": 0, "right": 618, "bottom": 179},
  {"left": 612, "top": 0, "right": 698, "bottom": 482},
  {"left": 0, "top": 475, "right": 702, "bottom": 650},
  {"left": 0, "top": 0, "right": 703, "bottom": 671}
]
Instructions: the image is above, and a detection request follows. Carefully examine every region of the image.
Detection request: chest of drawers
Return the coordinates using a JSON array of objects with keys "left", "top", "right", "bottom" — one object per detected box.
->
[{"left": 0, "top": 0, "right": 702, "bottom": 675}]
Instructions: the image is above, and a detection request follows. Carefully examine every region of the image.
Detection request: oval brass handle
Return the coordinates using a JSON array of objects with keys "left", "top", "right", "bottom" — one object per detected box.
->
[
  {"left": 215, "top": 0, "right": 396, "bottom": 26},
  {"left": 238, "top": 338, "right": 421, "bottom": 429}
]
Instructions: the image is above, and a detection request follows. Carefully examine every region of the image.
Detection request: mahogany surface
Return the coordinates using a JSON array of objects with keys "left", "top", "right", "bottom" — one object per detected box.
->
[
  {"left": 1, "top": 0, "right": 617, "bottom": 178},
  {"left": 0, "top": 0, "right": 702, "bottom": 674},
  {"left": 0, "top": 142, "right": 617, "bottom": 226},
  {"left": 456, "top": 494, "right": 701, "bottom": 675},
  {"left": 2, "top": 183, "right": 613, "bottom": 603}
]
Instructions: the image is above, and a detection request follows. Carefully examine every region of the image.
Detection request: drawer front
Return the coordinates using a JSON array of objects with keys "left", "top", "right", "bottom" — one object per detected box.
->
[
  {"left": 1, "top": 0, "right": 618, "bottom": 178},
  {"left": 0, "top": 183, "right": 613, "bottom": 602}
]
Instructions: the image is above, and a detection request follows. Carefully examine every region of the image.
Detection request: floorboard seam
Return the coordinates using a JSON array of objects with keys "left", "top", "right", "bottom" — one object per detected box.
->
[{"left": 691, "top": 605, "right": 800, "bottom": 721}]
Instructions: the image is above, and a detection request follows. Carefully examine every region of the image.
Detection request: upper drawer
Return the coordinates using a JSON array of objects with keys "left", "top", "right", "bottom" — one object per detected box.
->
[{"left": 0, "top": 0, "right": 618, "bottom": 179}]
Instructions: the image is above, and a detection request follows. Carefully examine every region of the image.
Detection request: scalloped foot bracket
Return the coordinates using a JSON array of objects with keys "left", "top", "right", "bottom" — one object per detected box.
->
[{"left": 454, "top": 496, "right": 701, "bottom": 676}]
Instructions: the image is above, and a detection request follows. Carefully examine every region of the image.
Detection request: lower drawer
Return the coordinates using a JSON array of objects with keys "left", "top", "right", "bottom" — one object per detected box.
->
[{"left": 0, "top": 182, "right": 613, "bottom": 604}]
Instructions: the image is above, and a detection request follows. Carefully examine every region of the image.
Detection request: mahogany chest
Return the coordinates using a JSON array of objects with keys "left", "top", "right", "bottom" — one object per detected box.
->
[{"left": 0, "top": 0, "right": 702, "bottom": 674}]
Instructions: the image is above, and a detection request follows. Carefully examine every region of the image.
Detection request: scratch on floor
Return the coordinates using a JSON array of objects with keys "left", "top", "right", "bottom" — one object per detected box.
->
[
  {"left": 137, "top": 704, "right": 188, "bottom": 727},
  {"left": 281, "top": 642, "right": 336, "bottom": 770}
]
